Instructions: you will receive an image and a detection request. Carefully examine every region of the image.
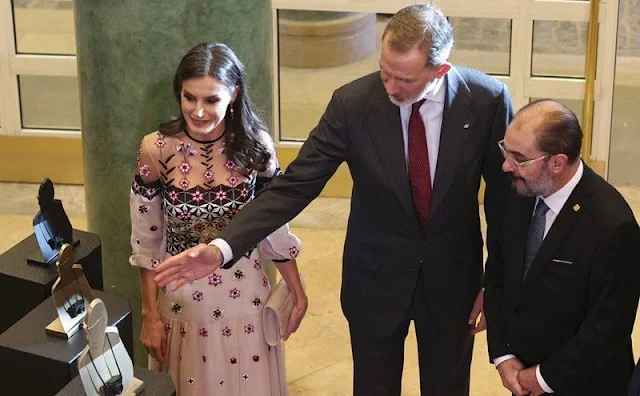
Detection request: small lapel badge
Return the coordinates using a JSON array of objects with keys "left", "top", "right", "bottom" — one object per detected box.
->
[
  {"left": 463, "top": 123, "right": 470, "bottom": 129},
  {"left": 573, "top": 204, "right": 580, "bottom": 212}
]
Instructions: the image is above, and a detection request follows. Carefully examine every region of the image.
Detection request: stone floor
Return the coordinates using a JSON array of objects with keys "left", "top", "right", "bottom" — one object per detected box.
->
[{"left": 2, "top": 182, "right": 640, "bottom": 395}]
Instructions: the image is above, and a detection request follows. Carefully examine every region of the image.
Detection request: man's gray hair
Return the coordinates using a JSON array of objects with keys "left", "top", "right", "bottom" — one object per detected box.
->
[{"left": 383, "top": 4, "right": 454, "bottom": 67}]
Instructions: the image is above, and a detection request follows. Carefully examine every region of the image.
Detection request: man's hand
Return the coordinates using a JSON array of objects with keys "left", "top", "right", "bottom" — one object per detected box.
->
[
  {"left": 155, "top": 244, "right": 223, "bottom": 291},
  {"left": 518, "top": 367, "right": 545, "bottom": 396},
  {"left": 282, "top": 289, "right": 308, "bottom": 341},
  {"left": 496, "top": 358, "right": 529, "bottom": 396},
  {"left": 468, "top": 289, "right": 486, "bottom": 335}
]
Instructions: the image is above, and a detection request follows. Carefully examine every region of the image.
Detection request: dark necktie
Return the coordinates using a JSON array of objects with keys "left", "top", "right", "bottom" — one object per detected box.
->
[
  {"left": 523, "top": 199, "right": 550, "bottom": 280},
  {"left": 408, "top": 99, "right": 432, "bottom": 226}
]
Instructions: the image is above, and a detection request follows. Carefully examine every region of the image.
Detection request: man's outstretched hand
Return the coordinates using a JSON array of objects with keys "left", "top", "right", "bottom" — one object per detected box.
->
[{"left": 155, "top": 244, "right": 224, "bottom": 291}]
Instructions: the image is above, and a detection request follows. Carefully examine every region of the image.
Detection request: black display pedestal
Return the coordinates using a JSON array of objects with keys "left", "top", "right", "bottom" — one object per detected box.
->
[
  {"left": 0, "top": 229, "right": 102, "bottom": 334},
  {"left": 0, "top": 290, "right": 131, "bottom": 395},
  {"left": 55, "top": 367, "right": 176, "bottom": 395}
]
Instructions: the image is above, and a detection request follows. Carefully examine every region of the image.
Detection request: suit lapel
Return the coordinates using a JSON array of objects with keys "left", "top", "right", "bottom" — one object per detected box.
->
[
  {"left": 366, "top": 81, "right": 419, "bottom": 228},
  {"left": 430, "top": 68, "right": 477, "bottom": 217},
  {"left": 520, "top": 165, "right": 595, "bottom": 296}
]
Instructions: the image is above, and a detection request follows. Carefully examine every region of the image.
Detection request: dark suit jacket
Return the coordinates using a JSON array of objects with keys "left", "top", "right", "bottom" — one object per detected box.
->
[
  {"left": 485, "top": 165, "right": 640, "bottom": 395},
  {"left": 629, "top": 358, "right": 640, "bottom": 396},
  {"left": 221, "top": 66, "right": 513, "bottom": 359}
]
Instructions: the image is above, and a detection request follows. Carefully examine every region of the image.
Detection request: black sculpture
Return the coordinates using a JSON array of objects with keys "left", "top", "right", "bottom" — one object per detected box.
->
[{"left": 32, "top": 178, "right": 73, "bottom": 264}]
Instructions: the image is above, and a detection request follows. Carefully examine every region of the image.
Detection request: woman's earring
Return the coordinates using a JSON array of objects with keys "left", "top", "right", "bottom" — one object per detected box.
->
[{"left": 229, "top": 106, "right": 234, "bottom": 120}]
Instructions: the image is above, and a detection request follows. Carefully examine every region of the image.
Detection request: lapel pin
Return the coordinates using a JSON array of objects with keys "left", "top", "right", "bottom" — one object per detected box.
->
[
  {"left": 463, "top": 123, "right": 470, "bottom": 129},
  {"left": 573, "top": 204, "right": 580, "bottom": 212}
]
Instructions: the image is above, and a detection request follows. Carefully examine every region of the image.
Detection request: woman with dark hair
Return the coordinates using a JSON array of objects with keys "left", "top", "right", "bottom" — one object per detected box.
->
[{"left": 129, "top": 42, "right": 307, "bottom": 395}]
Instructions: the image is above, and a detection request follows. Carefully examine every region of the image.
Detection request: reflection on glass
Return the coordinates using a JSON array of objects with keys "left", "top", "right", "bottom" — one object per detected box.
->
[
  {"left": 529, "top": 97, "right": 583, "bottom": 127},
  {"left": 532, "top": 20, "right": 587, "bottom": 78},
  {"left": 448, "top": 17, "right": 511, "bottom": 76},
  {"left": 13, "top": 0, "right": 76, "bottom": 55},
  {"left": 278, "top": 10, "right": 385, "bottom": 141},
  {"left": 608, "top": 0, "right": 640, "bottom": 186},
  {"left": 19, "top": 75, "right": 81, "bottom": 130}
]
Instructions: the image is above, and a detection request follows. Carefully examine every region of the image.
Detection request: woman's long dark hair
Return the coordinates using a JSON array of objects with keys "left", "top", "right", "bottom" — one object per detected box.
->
[{"left": 159, "top": 42, "right": 270, "bottom": 173}]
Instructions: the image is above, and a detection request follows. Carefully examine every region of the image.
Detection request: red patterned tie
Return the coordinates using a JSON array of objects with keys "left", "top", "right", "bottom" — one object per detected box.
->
[{"left": 408, "top": 99, "right": 432, "bottom": 226}]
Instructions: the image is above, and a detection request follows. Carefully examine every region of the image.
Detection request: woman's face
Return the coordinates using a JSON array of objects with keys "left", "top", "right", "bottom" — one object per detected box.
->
[{"left": 180, "top": 76, "right": 238, "bottom": 138}]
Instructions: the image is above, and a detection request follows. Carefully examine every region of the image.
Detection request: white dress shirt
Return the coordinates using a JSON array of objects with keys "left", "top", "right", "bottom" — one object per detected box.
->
[
  {"left": 493, "top": 160, "right": 584, "bottom": 393},
  {"left": 211, "top": 76, "right": 449, "bottom": 265},
  {"left": 399, "top": 76, "right": 446, "bottom": 186}
]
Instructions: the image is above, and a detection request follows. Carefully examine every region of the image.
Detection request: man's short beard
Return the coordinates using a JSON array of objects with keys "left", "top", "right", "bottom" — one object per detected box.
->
[
  {"left": 388, "top": 78, "right": 437, "bottom": 107},
  {"left": 513, "top": 167, "right": 555, "bottom": 197}
]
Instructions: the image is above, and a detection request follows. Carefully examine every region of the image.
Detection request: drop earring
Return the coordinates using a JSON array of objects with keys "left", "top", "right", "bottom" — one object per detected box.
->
[{"left": 229, "top": 106, "right": 235, "bottom": 120}]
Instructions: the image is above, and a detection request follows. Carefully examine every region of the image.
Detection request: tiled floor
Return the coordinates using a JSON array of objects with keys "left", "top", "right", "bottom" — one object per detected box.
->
[{"left": 2, "top": 182, "right": 640, "bottom": 395}]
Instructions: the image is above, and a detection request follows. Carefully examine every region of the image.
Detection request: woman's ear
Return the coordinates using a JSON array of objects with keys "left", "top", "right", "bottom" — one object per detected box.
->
[{"left": 231, "top": 86, "right": 240, "bottom": 105}]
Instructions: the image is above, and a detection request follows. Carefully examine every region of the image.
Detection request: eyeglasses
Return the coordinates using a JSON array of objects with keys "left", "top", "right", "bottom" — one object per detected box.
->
[{"left": 498, "top": 139, "right": 549, "bottom": 170}]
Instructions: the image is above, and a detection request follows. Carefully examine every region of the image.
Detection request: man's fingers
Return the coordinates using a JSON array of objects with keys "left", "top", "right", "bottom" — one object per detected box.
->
[
  {"left": 154, "top": 265, "right": 183, "bottom": 286},
  {"left": 470, "top": 315, "right": 487, "bottom": 335},
  {"left": 170, "top": 277, "right": 190, "bottom": 292}
]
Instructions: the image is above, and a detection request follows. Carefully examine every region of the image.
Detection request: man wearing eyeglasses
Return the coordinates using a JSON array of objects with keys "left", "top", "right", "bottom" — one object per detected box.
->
[{"left": 484, "top": 99, "right": 640, "bottom": 396}]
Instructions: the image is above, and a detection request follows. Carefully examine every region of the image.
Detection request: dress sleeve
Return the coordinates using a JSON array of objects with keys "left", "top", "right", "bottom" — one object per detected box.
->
[
  {"left": 129, "top": 134, "right": 165, "bottom": 270},
  {"left": 254, "top": 131, "right": 302, "bottom": 262}
]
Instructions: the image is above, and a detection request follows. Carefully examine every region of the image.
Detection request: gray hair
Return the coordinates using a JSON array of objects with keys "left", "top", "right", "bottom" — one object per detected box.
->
[{"left": 382, "top": 4, "right": 454, "bottom": 67}]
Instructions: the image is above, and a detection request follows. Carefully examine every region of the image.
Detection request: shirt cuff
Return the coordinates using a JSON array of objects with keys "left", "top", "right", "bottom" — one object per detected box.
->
[
  {"left": 493, "top": 354, "right": 516, "bottom": 366},
  {"left": 536, "top": 365, "right": 554, "bottom": 393},
  {"left": 209, "top": 238, "right": 232, "bottom": 266}
]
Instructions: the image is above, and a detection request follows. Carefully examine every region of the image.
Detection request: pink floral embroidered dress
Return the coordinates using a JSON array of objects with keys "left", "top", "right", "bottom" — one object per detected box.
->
[{"left": 129, "top": 130, "right": 301, "bottom": 396}]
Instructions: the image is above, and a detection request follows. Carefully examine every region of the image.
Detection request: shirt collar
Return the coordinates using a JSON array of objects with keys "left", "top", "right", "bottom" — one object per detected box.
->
[
  {"left": 399, "top": 75, "right": 447, "bottom": 110},
  {"left": 539, "top": 160, "right": 584, "bottom": 215}
]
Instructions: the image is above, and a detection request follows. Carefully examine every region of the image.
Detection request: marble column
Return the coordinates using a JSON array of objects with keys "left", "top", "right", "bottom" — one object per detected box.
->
[{"left": 75, "top": 0, "right": 272, "bottom": 364}]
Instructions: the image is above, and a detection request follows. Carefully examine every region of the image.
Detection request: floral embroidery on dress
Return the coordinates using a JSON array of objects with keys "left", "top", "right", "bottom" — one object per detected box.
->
[
  {"left": 198, "top": 328, "right": 208, "bottom": 337},
  {"left": 224, "top": 160, "right": 236, "bottom": 170},
  {"left": 138, "top": 164, "right": 151, "bottom": 178},
  {"left": 230, "top": 357, "right": 237, "bottom": 364},
  {"left": 171, "top": 303, "right": 182, "bottom": 314},
  {"left": 253, "top": 355, "right": 260, "bottom": 362},
  {"left": 191, "top": 189, "right": 204, "bottom": 203},
  {"left": 242, "top": 374, "right": 249, "bottom": 381},
  {"left": 227, "top": 175, "right": 238, "bottom": 186},
  {"left": 138, "top": 205, "right": 148, "bottom": 214},
  {"left": 229, "top": 288, "right": 241, "bottom": 299},
  {"left": 180, "top": 327, "right": 187, "bottom": 337},
  {"left": 187, "top": 378, "right": 194, "bottom": 385},
  {"left": 151, "top": 257, "right": 160, "bottom": 268},
  {"left": 253, "top": 259, "right": 261, "bottom": 271},
  {"left": 289, "top": 246, "right": 300, "bottom": 258},
  {"left": 204, "top": 169, "right": 214, "bottom": 181},
  {"left": 208, "top": 273, "right": 222, "bottom": 286},
  {"left": 244, "top": 324, "right": 255, "bottom": 334},
  {"left": 168, "top": 190, "right": 179, "bottom": 202},
  {"left": 252, "top": 297, "right": 262, "bottom": 308},
  {"left": 263, "top": 276, "right": 269, "bottom": 287},
  {"left": 179, "top": 161, "right": 192, "bottom": 174},
  {"left": 192, "top": 291, "right": 203, "bottom": 301},
  {"left": 211, "top": 308, "right": 223, "bottom": 319},
  {"left": 165, "top": 323, "right": 171, "bottom": 333},
  {"left": 233, "top": 270, "right": 245, "bottom": 281},
  {"left": 155, "top": 135, "right": 166, "bottom": 149},
  {"left": 222, "top": 327, "right": 232, "bottom": 337}
]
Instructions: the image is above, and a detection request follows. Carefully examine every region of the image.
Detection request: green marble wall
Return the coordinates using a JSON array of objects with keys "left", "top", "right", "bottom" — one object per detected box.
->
[{"left": 75, "top": 0, "right": 272, "bottom": 365}]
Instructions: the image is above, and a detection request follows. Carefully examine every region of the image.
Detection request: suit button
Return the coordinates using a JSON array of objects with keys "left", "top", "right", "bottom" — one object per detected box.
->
[
  {"left": 419, "top": 259, "right": 424, "bottom": 264},
  {"left": 513, "top": 308, "right": 521, "bottom": 316}
]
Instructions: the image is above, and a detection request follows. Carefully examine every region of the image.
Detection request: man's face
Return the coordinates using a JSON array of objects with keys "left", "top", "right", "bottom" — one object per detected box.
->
[
  {"left": 379, "top": 35, "right": 446, "bottom": 106},
  {"left": 501, "top": 125, "right": 554, "bottom": 197}
]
